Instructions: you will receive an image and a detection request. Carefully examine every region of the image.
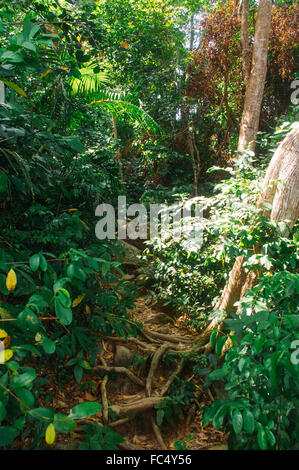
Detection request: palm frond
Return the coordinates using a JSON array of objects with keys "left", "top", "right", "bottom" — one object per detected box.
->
[
  {"left": 70, "top": 67, "right": 109, "bottom": 97},
  {"left": 92, "top": 92, "right": 163, "bottom": 135},
  {"left": 69, "top": 67, "right": 163, "bottom": 135}
]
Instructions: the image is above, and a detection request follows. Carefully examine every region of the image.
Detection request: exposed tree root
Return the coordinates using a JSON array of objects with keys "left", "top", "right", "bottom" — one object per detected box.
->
[
  {"left": 101, "top": 376, "right": 109, "bottom": 424},
  {"left": 119, "top": 441, "right": 141, "bottom": 450},
  {"left": 111, "top": 397, "right": 163, "bottom": 418},
  {"left": 151, "top": 414, "right": 167, "bottom": 449},
  {"left": 109, "top": 417, "right": 133, "bottom": 428},
  {"left": 146, "top": 342, "right": 172, "bottom": 397},
  {"left": 99, "top": 349, "right": 109, "bottom": 424},
  {"left": 95, "top": 364, "right": 145, "bottom": 388},
  {"left": 144, "top": 329, "right": 193, "bottom": 345},
  {"left": 106, "top": 335, "right": 154, "bottom": 351},
  {"left": 161, "top": 359, "right": 185, "bottom": 397}
]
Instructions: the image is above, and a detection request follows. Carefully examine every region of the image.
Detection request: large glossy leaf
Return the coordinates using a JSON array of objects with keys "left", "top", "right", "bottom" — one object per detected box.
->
[{"left": 68, "top": 402, "right": 102, "bottom": 419}]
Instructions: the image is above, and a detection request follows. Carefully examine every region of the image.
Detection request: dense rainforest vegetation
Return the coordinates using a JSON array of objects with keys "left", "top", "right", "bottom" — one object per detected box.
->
[{"left": 0, "top": 0, "right": 298, "bottom": 451}]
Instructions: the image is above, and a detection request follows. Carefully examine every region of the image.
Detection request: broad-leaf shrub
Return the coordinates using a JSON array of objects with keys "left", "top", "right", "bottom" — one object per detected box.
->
[{"left": 203, "top": 271, "right": 299, "bottom": 450}]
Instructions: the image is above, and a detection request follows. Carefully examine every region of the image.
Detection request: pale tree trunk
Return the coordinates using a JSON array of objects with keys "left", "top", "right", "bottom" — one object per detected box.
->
[
  {"left": 239, "top": 0, "right": 251, "bottom": 86},
  {"left": 199, "top": 123, "right": 299, "bottom": 346},
  {"left": 238, "top": 0, "right": 272, "bottom": 153}
]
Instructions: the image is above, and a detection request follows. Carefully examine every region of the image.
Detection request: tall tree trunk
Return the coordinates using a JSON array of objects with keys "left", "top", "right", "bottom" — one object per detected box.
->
[
  {"left": 238, "top": 0, "right": 272, "bottom": 153},
  {"left": 239, "top": 0, "right": 251, "bottom": 86},
  {"left": 198, "top": 123, "right": 299, "bottom": 346}
]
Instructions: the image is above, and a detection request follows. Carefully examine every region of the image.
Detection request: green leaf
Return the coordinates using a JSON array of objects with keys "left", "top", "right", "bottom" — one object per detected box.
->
[
  {"left": 210, "top": 329, "right": 218, "bottom": 349},
  {"left": 257, "top": 424, "right": 268, "bottom": 450},
  {"left": 41, "top": 336, "right": 56, "bottom": 354},
  {"left": 0, "top": 426, "right": 19, "bottom": 446},
  {"left": 215, "top": 336, "right": 226, "bottom": 356},
  {"left": 1, "top": 50, "right": 24, "bottom": 63},
  {"left": 23, "top": 20, "right": 40, "bottom": 40},
  {"left": 17, "top": 308, "right": 41, "bottom": 332},
  {"left": 74, "top": 364, "right": 83, "bottom": 383},
  {"left": 243, "top": 409, "right": 255, "bottom": 434},
  {"left": 22, "top": 41, "right": 37, "bottom": 53},
  {"left": 208, "top": 368, "right": 226, "bottom": 381},
  {"left": 29, "top": 254, "right": 40, "bottom": 272},
  {"left": 212, "top": 404, "right": 227, "bottom": 429},
  {"left": 102, "top": 262, "right": 111, "bottom": 277},
  {"left": 68, "top": 402, "right": 101, "bottom": 420},
  {"left": 53, "top": 414, "right": 76, "bottom": 433},
  {"left": 54, "top": 297, "right": 72, "bottom": 325},
  {"left": 156, "top": 409, "right": 164, "bottom": 426},
  {"left": 265, "top": 428, "right": 276, "bottom": 448},
  {"left": 174, "top": 439, "right": 187, "bottom": 450},
  {"left": 15, "top": 388, "right": 35, "bottom": 408},
  {"left": 39, "top": 254, "right": 48, "bottom": 272},
  {"left": 11, "top": 369, "right": 36, "bottom": 389},
  {"left": 29, "top": 407, "right": 54, "bottom": 421},
  {"left": 231, "top": 409, "right": 243, "bottom": 434},
  {"left": 57, "top": 288, "right": 72, "bottom": 308},
  {"left": 0, "top": 401, "right": 7, "bottom": 421}
]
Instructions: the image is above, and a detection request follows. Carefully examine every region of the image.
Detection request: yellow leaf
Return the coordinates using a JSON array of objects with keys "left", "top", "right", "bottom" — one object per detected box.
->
[
  {"left": 40, "top": 69, "right": 52, "bottom": 78},
  {"left": 59, "top": 66, "right": 69, "bottom": 70},
  {"left": 4, "top": 349, "right": 13, "bottom": 361},
  {"left": 159, "top": 376, "right": 165, "bottom": 382},
  {"left": 72, "top": 295, "right": 85, "bottom": 308},
  {"left": 6, "top": 268, "right": 17, "bottom": 291},
  {"left": 0, "top": 79, "right": 28, "bottom": 98},
  {"left": 0, "top": 329, "right": 8, "bottom": 339},
  {"left": 85, "top": 305, "right": 91, "bottom": 315},
  {"left": 45, "top": 423, "right": 56, "bottom": 445},
  {"left": 0, "top": 348, "right": 13, "bottom": 363}
]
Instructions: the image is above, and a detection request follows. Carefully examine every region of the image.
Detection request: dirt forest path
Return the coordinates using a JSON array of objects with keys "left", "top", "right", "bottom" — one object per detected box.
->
[
  {"left": 106, "top": 294, "right": 228, "bottom": 450},
  {"left": 36, "top": 243, "right": 227, "bottom": 451}
]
